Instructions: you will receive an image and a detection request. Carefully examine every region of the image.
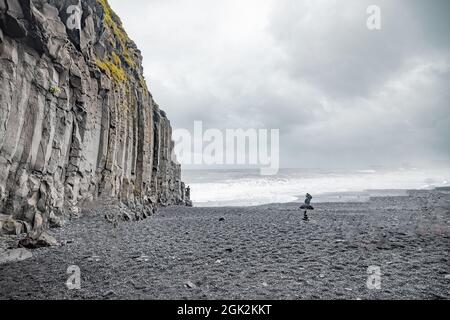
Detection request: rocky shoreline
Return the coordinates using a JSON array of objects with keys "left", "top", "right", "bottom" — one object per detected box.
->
[{"left": 1, "top": 187, "right": 448, "bottom": 300}]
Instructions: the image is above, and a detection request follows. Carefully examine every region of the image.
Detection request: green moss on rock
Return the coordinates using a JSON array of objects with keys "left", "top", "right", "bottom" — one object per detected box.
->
[
  {"left": 95, "top": 58, "right": 127, "bottom": 82},
  {"left": 97, "top": 0, "right": 136, "bottom": 68}
]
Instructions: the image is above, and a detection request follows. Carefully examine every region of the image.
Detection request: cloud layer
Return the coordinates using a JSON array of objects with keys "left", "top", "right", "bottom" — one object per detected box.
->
[{"left": 109, "top": 0, "right": 450, "bottom": 168}]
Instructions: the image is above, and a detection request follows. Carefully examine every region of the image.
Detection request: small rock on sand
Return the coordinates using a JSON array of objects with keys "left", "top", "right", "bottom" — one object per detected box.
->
[
  {"left": 136, "top": 255, "right": 150, "bottom": 262},
  {"left": 19, "top": 232, "right": 59, "bottom": 249},
  {"left": 0, "top": 248, "right": 33, "bottom": 264},
  {"left": 184, "top": 281, "right": 197, "bottom": 289},
  {"left": 102, "top": 290, "right": 117, "bottom": 298}
]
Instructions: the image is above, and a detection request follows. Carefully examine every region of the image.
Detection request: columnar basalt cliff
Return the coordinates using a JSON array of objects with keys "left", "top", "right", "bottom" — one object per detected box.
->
[{"left": 0, "top": 0, "right": 190, "bottom": 235}]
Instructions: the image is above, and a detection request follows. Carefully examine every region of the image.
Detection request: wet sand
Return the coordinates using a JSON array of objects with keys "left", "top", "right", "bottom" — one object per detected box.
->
[{"left": 0, "top": 188, "right": 449, "bottom": 300}]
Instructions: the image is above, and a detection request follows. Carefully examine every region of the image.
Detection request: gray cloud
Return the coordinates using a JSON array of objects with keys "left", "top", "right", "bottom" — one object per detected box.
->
[{"left": 109, "top": 0, "right": 450, "bottom": 168}]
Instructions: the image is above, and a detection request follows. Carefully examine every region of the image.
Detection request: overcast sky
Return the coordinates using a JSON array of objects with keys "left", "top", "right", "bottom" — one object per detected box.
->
[{"left": 109, "top": 0, "right": 449, "bottom": 168}]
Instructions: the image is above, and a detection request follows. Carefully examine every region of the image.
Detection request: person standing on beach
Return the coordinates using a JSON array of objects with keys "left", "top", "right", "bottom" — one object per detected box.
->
[
  {"left": 300, "top": 193, "right": 314, "bottom": 221},
  {"left": 186, "top": 186, "right": 191, "bottom": 199}
]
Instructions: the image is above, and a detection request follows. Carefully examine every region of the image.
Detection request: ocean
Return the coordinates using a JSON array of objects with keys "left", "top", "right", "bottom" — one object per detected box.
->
[{"left": 182, "top": 167, "right": 450, "bottom": 207}]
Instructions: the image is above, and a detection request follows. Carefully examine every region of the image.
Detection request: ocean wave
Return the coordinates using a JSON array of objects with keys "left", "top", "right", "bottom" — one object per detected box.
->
[{"left": 183, "top": 168, "right": 450, "bottom": 207}]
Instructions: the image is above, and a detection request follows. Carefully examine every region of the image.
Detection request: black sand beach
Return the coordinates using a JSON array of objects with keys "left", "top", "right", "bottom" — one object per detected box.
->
[{"left": 1, "top": 188, "right": 449, "bottom": 300}]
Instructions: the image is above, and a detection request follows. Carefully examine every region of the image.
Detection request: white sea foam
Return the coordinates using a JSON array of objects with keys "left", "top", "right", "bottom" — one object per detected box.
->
[{"left": 182, "top": 167, "right": 450, "bottom": 207}]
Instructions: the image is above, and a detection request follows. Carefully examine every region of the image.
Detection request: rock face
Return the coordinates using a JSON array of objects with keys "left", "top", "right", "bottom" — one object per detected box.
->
[{"left": 0, "top": 0, "right": 190, "bottom": 235}]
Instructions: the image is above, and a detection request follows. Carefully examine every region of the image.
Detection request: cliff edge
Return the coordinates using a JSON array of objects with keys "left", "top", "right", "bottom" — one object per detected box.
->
[{"left": 0, "top": 0, "right": 191, "bottom": 236}]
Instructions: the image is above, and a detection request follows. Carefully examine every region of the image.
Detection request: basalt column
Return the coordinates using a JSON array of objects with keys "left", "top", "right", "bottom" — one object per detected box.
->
[{"left": 0, "top": 0, "right": 190, "bottom": 235}]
